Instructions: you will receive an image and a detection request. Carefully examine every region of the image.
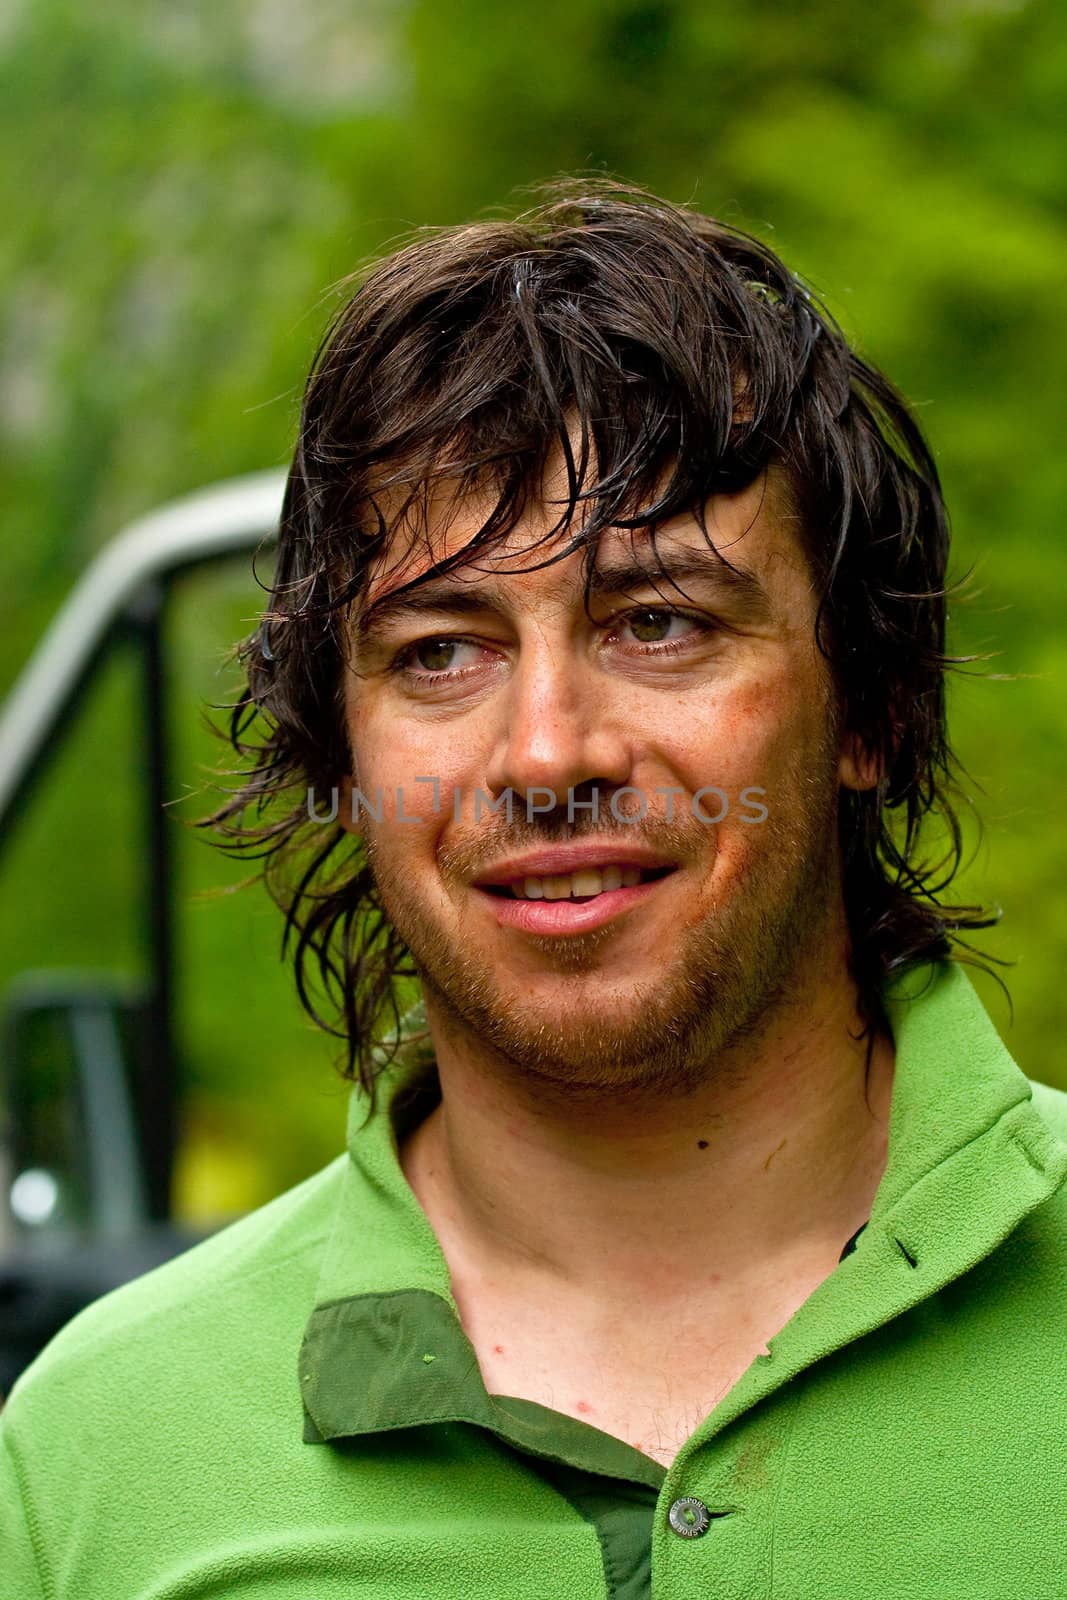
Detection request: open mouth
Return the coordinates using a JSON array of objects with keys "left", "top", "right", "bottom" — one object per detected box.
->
[{"left": 479, "top": 864, "right": 676, "bottom": 904}]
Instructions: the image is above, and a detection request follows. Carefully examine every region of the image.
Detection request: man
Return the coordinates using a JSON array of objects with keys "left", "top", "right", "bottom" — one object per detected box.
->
[{"left": 2, "top": 181, "right": 1065, "bottom": 1597}]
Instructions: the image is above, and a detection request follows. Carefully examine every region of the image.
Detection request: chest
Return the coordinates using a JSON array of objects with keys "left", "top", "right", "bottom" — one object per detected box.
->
[
  {"left": 482, "top": 1350, "right": 758, "bottom": 1467},
  {"left": 465, "top": 1295, "right": 789, "bottom": 1468}
]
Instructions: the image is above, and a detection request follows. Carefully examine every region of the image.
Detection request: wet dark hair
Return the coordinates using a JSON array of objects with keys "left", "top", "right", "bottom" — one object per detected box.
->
[{"left": 201, "top": 177, "right": 1002, "bottom": 1096}]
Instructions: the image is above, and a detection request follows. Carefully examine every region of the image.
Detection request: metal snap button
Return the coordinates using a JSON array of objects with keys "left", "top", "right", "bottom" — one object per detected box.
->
[{"left": 668, "top": 1496, "right": 711, "bottom": 1537}]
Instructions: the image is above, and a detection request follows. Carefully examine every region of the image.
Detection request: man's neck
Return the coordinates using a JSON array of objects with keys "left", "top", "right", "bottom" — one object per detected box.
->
[{"left": 398, "top": 959, "right": 895, "bottom": 1320}]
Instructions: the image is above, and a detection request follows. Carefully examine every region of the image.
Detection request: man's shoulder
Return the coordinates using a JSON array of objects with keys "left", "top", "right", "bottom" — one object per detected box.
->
[{"left": 5, "top": 1152, "right": 348, "bottom": 1418}]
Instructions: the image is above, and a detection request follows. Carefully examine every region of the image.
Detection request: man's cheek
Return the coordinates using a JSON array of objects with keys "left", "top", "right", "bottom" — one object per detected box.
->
[
  {"left": 348, "top": 768, "right": 450, "bottom": 831},
  {"left": 696, "top": 803, "right": 784, "bottom": 905}
]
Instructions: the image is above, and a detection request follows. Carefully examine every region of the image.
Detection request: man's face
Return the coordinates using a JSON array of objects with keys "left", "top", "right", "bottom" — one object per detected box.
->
[{"left": 342, "top": 464, "right": 873, "bottom": 1106}]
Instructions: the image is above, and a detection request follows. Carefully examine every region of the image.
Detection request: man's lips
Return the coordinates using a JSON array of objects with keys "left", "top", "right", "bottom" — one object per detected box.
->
[
  {"left": 472, "top": 842, "right": 679, "bottom": 889},
  {"left": 473, "top": 864, "right": 681, "bottom": 934}
]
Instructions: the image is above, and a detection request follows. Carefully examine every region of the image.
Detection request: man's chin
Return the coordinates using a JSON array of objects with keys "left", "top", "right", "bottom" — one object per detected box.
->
[{"left": 423, "top": 969, "right": 722, "bottom": 1091}]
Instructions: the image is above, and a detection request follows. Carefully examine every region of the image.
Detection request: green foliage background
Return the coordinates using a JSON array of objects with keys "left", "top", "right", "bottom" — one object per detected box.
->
[{"left": 1, "top": 0, "right": 1065, "bottom": 1216}]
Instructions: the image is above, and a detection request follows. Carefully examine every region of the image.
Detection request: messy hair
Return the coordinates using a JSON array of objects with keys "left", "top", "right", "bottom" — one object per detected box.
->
[{"left": 201, "top": 177, "right": 1001, "bottom": 1095}]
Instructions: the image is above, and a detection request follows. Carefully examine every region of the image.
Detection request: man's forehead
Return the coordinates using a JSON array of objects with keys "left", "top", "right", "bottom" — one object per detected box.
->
[{"left": 358, "top": 470, "right": 804, "bottom": 616}]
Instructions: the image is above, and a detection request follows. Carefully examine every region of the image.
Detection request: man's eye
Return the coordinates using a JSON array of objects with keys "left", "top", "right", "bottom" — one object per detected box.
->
[
  {"left": 398, "top": 637, "right": 488, "bottom": 677},
  {"left": 413, "top": 638, "right": 463, "bottom": 672},
  {"left": 620, "top": 608, "right": 701, "bottom": 645}
]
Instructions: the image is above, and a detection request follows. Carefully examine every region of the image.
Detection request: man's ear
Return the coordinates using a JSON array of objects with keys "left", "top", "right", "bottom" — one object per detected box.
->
[{"left": 837, "top": 730, "right": 882, "bottom": 793}]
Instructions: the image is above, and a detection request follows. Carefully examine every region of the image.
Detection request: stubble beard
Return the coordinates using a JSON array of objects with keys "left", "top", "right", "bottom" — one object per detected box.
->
[{"left": 363, "top": 749, "right": 844, "bottom": 1112}]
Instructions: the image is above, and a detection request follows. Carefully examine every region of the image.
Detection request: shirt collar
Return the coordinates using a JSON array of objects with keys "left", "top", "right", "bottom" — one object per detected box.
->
[{"left": 300, "top": 959, "right": 1067, "bottom": 1463}]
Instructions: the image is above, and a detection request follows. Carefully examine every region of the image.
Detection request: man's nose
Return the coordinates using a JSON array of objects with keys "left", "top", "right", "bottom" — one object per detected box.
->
[{"left": 482, "top": 645, "right": 632, "bottom": 806}]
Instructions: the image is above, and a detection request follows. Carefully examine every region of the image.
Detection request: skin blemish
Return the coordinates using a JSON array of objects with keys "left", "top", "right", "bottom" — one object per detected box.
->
[
  {"left": 493, "top": 1345, "right": 505, "bottom": 1355},
  {"left": 697, "top": 1139, "right": 709, "bottom": 1149},
  {"left": 763, "top": 1137, "right": 787, "bottom": 1172},
  {"left": 576, "top": 1400, "right": 594, "bottom": 1414}
]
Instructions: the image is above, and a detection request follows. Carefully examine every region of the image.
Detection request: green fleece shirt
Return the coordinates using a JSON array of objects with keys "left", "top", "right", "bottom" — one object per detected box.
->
[{"left": 2, "top": 957, "right": 1066, "bottom": 1598}]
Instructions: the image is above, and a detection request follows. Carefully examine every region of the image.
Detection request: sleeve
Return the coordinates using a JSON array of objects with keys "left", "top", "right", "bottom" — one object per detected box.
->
[{"left": 0, "top": 1419, "right": 48, "bottom": 1600}]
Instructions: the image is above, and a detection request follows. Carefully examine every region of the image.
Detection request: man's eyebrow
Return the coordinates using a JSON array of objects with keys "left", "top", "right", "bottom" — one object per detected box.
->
[
  {"left": 354, "top": 547, "right": 773, "bottom": 648},
  {"left": 355, "top": 584, "right": 509, "bottom": 649},
  {"left": 586, "top": 551, "right": 774, "bottom": 618}
]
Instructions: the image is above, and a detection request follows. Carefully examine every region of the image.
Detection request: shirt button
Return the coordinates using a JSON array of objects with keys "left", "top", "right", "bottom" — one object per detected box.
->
[{"left": 668, "top": 1496, "right": 711, "bottom": 1538}]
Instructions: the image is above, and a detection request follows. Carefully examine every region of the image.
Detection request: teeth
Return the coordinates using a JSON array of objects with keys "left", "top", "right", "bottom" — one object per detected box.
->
[{"left": 507, "top": 864, "right": 655, "bottom": 899}]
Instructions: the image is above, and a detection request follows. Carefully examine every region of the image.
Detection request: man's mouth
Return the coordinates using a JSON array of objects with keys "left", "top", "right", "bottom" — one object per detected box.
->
[{"left": 480, "top": 864, "right": 676, "bottom": 903}]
